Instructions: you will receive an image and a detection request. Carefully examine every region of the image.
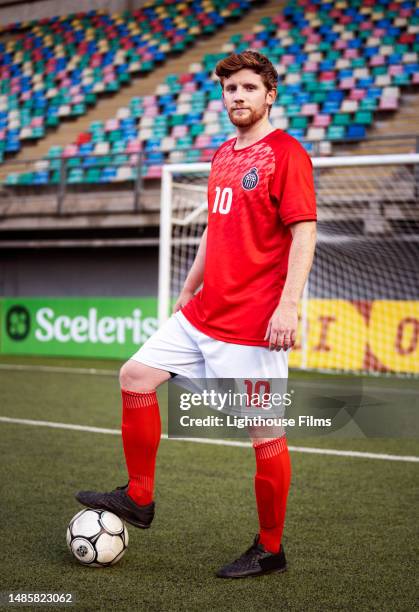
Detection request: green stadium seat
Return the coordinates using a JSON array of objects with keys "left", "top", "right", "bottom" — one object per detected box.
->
[
  {"left": 114, "top": 154, "right": 129, "bottom": 165},
  {"left": 47, "top": 146, "right": 63, "bottom": 158},
  {"left": 372, "top": 66, "right": 387, "bottom": 76},
  {"left": 278, "top": 94, "right": 294, "bottom": 105},
  {"left": 111, "top": 141, "right": 126, "bottom": 153},
  {"left": 96, "top": 155, "right": 112, "bottom": 167},
  {"left": 106, "top": 81, "right": 120, "bottom": 93},
  {"left": 312, "top": 92, "right": 327, "bottom": 104},
  {"left": 352, "top": 58, "right": 366, "bottom": 68},
  {"left": 327, "top": 126, "right": 345, "bottom": 140},
  {"left": 86, "top": 168, "right": 101, "bottom": 183},
  {"left": 302, "top": 73, "right": 317, "bottom": 84},
  {"left": 154, "top": 116, "right": 168, "bottom": 127},
  {"left": 5, "top": 174, "right": 19, "bottom": 185},
  {"left": 67, "top": 157, "right": 82, "bottom": 168},
  {"left": 48, "top": 158, "right": 61, "bottom": 171},
  {"left": 190, "top": 124, "right": 205, "bottom": 137},
  {"left": 153, "top": 127, "right": 169, "bottom": 138},
  {"left": 332, "top": 113, "right": 351, "bottom": 126},
  {"left": 354, "top": 111, "right": 373, "bottom": 125},
  {"left": 68, "top": 168, "right": 84, "bottom": 183},
  {"left": 286, "top": 104, "right": 301, "bottom": 117},
  {"left": 393, "top": 74, "right": 410, "bottom": 86},
  {"left": 141, "top": 61, "right": 154, "bottom": 72},
  {"left": 50, "top": 171, "right": 60, "bottom": 184},
  {"left": 170, "top": 115, "right": 186, "bottom": 127},
  {"left": 85, "top": 93, "right": 97, "bottom": 106},
  {"left": 185, "top": 149, "right": 201, "bottom": 162},
  {"left": 18, "top": 172, "right": 34, "bottom": 185},
  {"left": 290, "top": 116, "right": 308, "bottom": 130},
  {"left": 359, "top": 98, "right": 377, "bottom": 111},
  {"left": 177, "top": 136, "right": 193, "bottom": 149},
  {"left": 46, "top": 116, "right": 59, "bottom": 128},
  {"left": 230, "top": 34, "right": 242, "bottom": 45},
  {"left": 109, "top": 130, "right": 122, "bottom": 143},
  {"left": 71, "top": 104, "right": 86, "bottom": 116}
]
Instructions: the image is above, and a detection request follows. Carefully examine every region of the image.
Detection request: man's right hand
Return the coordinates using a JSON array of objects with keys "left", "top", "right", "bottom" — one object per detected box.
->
[{"left": 173, "top": 288, "right": 195, "bottom": 313}]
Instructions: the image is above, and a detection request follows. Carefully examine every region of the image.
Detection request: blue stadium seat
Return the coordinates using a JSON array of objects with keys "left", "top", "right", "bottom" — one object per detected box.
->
[{"left": 346, "top": 125, "right": 366, "bottom": 139}]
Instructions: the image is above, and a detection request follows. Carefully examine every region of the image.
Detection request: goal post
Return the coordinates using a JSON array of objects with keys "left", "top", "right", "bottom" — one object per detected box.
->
[
  {"left": 158, "top": 162, "right": 210, "bottom": 326},
  {"left": 158, "top": 154, "right": 419, "bottom": 376}
]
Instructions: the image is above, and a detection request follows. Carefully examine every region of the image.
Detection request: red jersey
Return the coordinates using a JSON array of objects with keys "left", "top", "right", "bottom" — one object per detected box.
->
[{"left": 181, "top": 129, "right": 317, "bottom": 347}]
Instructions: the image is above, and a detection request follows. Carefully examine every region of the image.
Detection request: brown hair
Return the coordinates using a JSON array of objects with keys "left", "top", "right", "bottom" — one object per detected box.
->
[{"left": 215, "top": 50, "right": 278, "bottom": 92}]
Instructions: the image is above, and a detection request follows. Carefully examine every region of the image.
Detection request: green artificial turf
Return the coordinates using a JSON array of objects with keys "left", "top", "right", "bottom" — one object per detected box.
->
[{"left": 0, "top": 358, "right": 417, "bottom": 611}]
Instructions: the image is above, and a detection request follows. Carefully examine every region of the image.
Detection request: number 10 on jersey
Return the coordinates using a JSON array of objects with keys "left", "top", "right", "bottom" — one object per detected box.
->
[{"left": 212, "top": 187, "right": 233, "bottom": 215}]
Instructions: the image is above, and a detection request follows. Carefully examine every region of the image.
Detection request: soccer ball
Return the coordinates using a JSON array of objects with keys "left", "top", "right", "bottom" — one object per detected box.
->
[{"left": 67, "top": 509, "right": 128, "bottom": 567}]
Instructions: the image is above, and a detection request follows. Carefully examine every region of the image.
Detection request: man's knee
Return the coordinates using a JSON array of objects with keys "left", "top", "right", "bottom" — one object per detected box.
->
[
  {"left": 119, "top": 360, "right": 142, "bottom": 389},
  {"left": 119, "top": 359, "right": 170, "bottom": 392}
]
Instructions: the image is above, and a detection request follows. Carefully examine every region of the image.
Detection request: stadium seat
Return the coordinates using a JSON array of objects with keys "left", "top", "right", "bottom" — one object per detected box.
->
[
  {"left": 354, "top": 111, "right": 373, "bottom": 125},
  {"left": 346, "top": 125, "right": 366, "bottom": 139},
  {"left": 327, "top": 126, "right": 346, "bottom": 140},
  {"left": 116, "top": 166, "right": 134, "bottom": 181},
  {"left": 313, "top": 114, "right": 331, "bottom": 127},
  {"left": 306, "top": 127, "right": 325, "bottom": 141},
  {"left": 68, "top": 168, "right": 84, "bottom": 183}
]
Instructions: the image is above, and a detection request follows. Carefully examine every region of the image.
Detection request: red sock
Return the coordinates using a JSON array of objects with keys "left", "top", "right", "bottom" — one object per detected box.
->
[
  {"left": 253, "top": 436, "right": 291, "bottom": 553},
  {"left": 121, "top": 388, "right": 161, "bottom": 506}
]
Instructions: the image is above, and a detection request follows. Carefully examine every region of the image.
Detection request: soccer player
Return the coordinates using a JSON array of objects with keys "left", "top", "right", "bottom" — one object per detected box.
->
[{"left": 76, "top": 50, "right": 317, "bottom": 578}]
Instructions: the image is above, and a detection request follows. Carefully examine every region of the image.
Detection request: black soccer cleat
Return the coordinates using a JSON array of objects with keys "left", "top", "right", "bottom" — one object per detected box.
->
[
  {"left": 216, "top": 535, "right": 287, "bottom": 579},
  {"left": 75, "top": 483, "right": 155, "bottom": 529}
]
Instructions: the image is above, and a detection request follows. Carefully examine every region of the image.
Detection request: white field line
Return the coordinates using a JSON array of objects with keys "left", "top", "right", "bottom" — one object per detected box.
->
[
  {"left": 0, "top": 363, "right": 117, "bottom": 377},
  {"left": 0, "top": 363, "right": 417, "bottom": 396},
  {"left": 0, "top": 416, "right": 418, "bottom": 463}
]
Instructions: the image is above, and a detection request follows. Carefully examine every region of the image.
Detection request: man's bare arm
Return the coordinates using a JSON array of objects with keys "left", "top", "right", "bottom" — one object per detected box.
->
[
  {"left": 173, "top": 227, "right": 208, "bottom": 312},
  {"left": 264, "top": 221, "right": 316, "bottom": 350}
]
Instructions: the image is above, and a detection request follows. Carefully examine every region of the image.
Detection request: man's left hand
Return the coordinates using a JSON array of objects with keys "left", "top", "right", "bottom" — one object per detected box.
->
[{"left": 264, "top": 302, "right": 298, "bottom": 351}]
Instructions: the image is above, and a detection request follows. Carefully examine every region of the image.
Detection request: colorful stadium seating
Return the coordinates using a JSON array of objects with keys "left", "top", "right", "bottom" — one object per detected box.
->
[
  {"left": 2, "top": 0, "right": 419, "bottom": 184},
  {"left": 0, "top": 0, "right": 254, "bottom": 160}
]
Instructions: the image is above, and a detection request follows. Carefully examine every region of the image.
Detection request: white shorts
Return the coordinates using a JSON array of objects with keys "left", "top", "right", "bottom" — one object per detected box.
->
[{"left": 131, "top": 311, "right": 288, "bottom": 379}]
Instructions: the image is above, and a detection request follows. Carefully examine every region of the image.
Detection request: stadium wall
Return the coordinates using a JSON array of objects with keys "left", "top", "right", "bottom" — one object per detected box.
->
[{"left": 0, "top": 247, "right": 158, "bottom": 296}]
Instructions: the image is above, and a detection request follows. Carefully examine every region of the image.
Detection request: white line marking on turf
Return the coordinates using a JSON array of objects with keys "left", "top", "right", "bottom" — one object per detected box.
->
[
  {"left": 1, "top": 416, "right": 418, "bottom": 463},
  {"left": 0, "top": 416, "right": 120, "bottom": 435},
  {"left": 0, "top": 363, "right": 116, "bottom": 376}
]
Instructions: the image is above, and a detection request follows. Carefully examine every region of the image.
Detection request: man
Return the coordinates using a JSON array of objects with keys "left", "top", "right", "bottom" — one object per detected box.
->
[{"left": 76, "top": 50, "right": 317, "bottom": 578}]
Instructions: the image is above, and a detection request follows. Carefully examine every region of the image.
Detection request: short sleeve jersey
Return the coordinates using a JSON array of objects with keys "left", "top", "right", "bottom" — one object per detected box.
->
[{"left": 181, "top": 129, "right": 317, "bottom": 347}]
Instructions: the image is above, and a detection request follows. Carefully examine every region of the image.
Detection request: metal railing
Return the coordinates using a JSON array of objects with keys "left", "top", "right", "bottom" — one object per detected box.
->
[{"left": 0, "top": 152, "right": 145, "bottom": 216}]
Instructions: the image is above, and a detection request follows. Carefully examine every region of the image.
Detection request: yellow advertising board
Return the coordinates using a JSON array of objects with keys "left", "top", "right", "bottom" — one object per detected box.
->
[{"left": 289, "top": 300, "right": 419, "bottom": 374}]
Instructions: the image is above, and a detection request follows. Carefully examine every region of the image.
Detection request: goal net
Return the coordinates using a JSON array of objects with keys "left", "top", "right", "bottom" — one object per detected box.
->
[{"left": 159, "top": 155, "right": 419, "bottom": 376}]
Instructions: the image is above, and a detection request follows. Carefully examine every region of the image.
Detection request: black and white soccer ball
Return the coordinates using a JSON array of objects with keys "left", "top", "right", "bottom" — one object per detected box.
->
[{"left": 67, "top": 509, "right": 129, "bottom": 567}]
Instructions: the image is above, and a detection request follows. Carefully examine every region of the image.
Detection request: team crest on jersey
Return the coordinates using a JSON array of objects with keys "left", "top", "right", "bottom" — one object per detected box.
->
[{"left": 242, "top": 167, "right": 259, "bottom": 190}]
